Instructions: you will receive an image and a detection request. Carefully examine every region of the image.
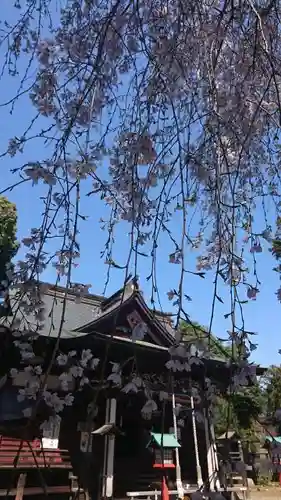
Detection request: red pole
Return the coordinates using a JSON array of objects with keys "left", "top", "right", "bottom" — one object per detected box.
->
[{"left": 161, "top": 476, "right": 169, "bottom": 500}]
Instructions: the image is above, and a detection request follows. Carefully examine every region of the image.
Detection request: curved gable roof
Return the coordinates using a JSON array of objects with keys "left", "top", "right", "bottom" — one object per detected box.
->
[{"left": 75, "top": 280, "right": 175, "bottom": 347}]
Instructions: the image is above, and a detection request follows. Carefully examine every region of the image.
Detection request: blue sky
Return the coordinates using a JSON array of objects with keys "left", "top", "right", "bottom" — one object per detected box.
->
[{"left": 1, "top": 2, "right": 281, "bottom": 368}]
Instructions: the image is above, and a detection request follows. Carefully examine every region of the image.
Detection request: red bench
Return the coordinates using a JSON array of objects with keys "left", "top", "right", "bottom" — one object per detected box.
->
[
  {"left": 0, "top": 436, "right": 70, "bottom": 468},
  {"left": 0, "top": 436, "right": 89, "bottom": 498},
  {"left": 0, "top": 483, "right": 74, "bottom": 496}
]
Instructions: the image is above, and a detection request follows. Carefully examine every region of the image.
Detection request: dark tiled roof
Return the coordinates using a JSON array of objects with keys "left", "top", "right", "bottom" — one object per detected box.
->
[
  {"left": 2, "top": 282, "right": 175, "bottom": 341},
  {"left": 2, "top": 283, "right": 102, "bottom": 338},
  {"left": 37, "top": 288, "right": 102, "bottom": 338}
]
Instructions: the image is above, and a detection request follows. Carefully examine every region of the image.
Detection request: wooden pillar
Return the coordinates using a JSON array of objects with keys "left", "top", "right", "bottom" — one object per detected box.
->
[
  {"left": 190, "top": 394, "right": 203, "bottom": 488},
  {"left": 15, "top": 473, "right": 26, "bottom": 500},
  {"left": 204, "top": 409, "right": 213, "bottom": 488},
  {"left": 204, "top": 409, "right": 220, "bottom": 490},
  {"left": 171, "top": 392, "right": 184, "bottom": 499},
  {"left": 210, "top": 419, "right": 220, "bottom": 488},
  {"left": 102, "top": 398, "right": 117, "bottom": 499},
  {"left": 102, "top": 399, "right": 110, "bottom": 499}
]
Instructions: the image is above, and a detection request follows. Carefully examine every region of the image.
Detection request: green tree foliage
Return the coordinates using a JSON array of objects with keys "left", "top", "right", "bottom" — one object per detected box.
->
[
  {"left": 0, "top": 196, "right": 19, "bottom": 280},
  {"left": 179, "top": 320, "right": 233, "bottom": 360},
  {"left": 264, "top": 366, "right": 281, "bottom": 414},
  {"left": 0, "top": 196, "right": 19, "bottom": 315},
  {"left": 180, "top": 320, "right": 265, "bottom": 444},
  {"left": 214, "top": 388, "right": 265, "bottom": 452},
  {"left": 262, "top": 366, "right": 281, "bottom": 434}
]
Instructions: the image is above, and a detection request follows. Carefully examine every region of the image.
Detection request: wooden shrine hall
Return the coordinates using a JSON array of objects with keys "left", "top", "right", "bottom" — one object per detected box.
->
[{"left": 0, "top": 280, "right": 263, "bottom": 499}]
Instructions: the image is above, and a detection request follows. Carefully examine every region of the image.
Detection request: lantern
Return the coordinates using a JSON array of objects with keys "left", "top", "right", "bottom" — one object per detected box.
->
[{"left": 146, "top": 432, "right": 180, "bottom": 469}]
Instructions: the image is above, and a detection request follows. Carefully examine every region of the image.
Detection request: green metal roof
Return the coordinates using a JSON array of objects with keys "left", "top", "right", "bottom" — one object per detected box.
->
[
  {"left": 147, "top": 432, "right": 181, "bottom": 448},
  {"left": 265, "top": 436, "right": 281, "bottom": 443}
]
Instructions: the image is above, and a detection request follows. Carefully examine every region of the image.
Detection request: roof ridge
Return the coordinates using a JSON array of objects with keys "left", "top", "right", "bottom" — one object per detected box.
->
[
  {"left": 41, "top": 281, "right": 174, "bottom": 322},
  {"left": 39, "top": 281, "right": 105, "bottom": 302}
]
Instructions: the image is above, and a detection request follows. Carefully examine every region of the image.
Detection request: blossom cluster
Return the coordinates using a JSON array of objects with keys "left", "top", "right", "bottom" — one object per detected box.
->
[
  {"left": 10, "top": 345, "right": 100, "bottom": 426},
  {"left": 2, "top": 0, "right": 280, "bottom": 436}
]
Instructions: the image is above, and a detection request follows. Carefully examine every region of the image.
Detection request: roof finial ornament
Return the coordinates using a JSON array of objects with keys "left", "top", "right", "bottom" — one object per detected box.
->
[
  {"left": 132, "top": 275, "right": 139, "bottom": 290},
  {"left": 125, "top": 274, "right": 139, "bottom": 291}
]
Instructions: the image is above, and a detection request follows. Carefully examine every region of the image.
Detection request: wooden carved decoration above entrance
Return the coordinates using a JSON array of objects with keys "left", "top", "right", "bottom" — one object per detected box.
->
[
  {"left": 127, "top": 310, "right": 151, "bottom": 341},
  {"left": 126, "top": 310, "right": 143, "bottom": 329}
]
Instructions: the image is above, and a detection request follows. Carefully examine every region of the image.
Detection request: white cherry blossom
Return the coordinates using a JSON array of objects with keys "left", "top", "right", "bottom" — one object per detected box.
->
[
  {"left": 91, "top": 358, "right": 100, "bottom": 369},
  {"left": 107, "top": 372, "right": 122, "bottom": 387},
  {"left": 80, "top": 349, "right": 93, "bottom": 368},
  {"left": 56, "top": 354, "right": 68, "bottom": 366},
  {"left": 141, "top": 399, "right": 158, "bottom": 419},
  {"left": 122, "top": 382, "right": 138, "bottom": 394}
]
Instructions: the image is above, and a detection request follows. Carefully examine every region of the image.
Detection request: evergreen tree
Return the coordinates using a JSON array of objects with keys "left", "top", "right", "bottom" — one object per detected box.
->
[{"left": 0, "top": 196, "right": 19, "bottom": 315}]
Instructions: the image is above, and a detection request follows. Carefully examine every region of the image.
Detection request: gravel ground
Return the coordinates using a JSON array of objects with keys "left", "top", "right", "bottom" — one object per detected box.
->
[{"left": 248, "top": 488, "right": 281, "bottom": 499}]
